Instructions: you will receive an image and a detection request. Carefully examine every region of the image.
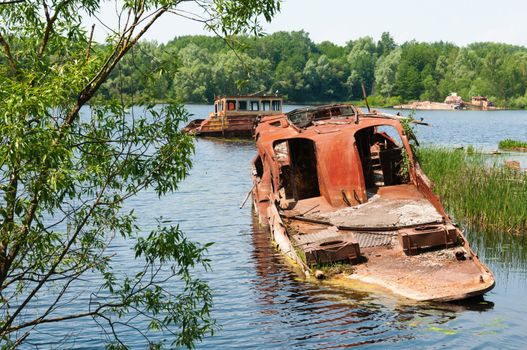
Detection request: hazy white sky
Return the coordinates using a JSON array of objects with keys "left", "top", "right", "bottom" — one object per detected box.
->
[{"left": 88, "top": 0, "right": 527, "bottom": 46}]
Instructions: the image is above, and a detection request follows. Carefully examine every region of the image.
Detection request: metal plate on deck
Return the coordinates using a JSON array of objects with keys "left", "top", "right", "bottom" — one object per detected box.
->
[
  {"left": 353, "top": 232, "right": 395, "bottom": 248},
  {"left": 291, "top": 227, "right": 394, "bottom": 249}
]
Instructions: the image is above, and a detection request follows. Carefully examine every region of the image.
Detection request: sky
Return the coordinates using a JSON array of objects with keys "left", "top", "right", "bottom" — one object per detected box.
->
[{"left": 88, "top": 0, "right": 527, "bottom": 47}]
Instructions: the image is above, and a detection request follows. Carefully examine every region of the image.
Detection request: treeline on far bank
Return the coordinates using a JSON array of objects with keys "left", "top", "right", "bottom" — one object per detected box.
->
[{"left": 98, "top": 31, "right": 527, "bottom": 108}]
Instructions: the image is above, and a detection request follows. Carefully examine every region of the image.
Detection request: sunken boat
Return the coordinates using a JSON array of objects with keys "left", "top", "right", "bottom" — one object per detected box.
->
[
  {"left": 183, "top": 95, "right": 283, "bottom": 138},
  {"left": 250, "top": 104, "right": 495, "bottom": 301}
]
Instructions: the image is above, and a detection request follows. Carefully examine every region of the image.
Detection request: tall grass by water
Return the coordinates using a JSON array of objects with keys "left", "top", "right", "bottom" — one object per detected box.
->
[
  {"left": 418, "top": 147, "right": 527, "bottom": 234},
  {"left": 498, "top": 139, "right": 527, "bottom": 151}
]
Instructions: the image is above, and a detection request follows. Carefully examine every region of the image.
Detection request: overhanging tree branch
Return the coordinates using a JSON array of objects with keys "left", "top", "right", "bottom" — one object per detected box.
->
[
  {"left": 0, "top": 0, "right": 25, "bottom": 4},
  {"left": 0, "top": 0, "right": 281, "bottom": 347},
  {"left": 0, "top": 33, "right": 16, "bottom": 71}
]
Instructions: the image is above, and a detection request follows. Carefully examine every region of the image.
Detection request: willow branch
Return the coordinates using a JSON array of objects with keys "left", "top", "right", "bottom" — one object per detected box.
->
[
  {"left": 0, "top": 5, "right": 164, "bottom": 292},
  {"left": 38, "top": 0, "right": 73, "bottom": 56},
  {"left": 63, "top": 7, "right": 168, "bottom": 129},
  {"left": 0, "top": 33, "right": 17, "bottom": 71},
  {"left": 0, "top": 177, "right": 111, "bottom": 334},
  {"left": 5, "top": 301, "right": 124, "bottom": 333}
]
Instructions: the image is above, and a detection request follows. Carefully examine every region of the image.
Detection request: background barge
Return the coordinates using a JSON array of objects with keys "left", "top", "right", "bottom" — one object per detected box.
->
[{"left": 183, "top": 95, "right": 283, "bottom": 138}]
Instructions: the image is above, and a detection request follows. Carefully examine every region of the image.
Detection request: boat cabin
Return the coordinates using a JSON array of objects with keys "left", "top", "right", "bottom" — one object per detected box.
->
[
  {"left": 212, "top": 95, "right": 283, "bottom": 117},
  {"left": 471, "top": 96, "right": 494, "bottom": 109},
  {"left": 254, "top": 105, "right": 413, "bottom": 208}
]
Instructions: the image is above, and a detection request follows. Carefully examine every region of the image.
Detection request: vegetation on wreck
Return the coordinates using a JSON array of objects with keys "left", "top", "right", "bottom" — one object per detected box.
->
[
  {"left": 418, "top": 147, "right": 527, "bottom": 234},
  {"left": 498, "top": 139, "right": 527, "bottom": 151}
]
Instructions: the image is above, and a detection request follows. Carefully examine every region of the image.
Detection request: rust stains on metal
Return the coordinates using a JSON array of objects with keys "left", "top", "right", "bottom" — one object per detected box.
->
[{"left": 251, "top": 104, "right": 495, "bottom": 302}]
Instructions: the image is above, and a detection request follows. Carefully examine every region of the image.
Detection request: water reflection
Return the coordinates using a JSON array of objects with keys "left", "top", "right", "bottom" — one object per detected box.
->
[
  {"left": 466, "top": 229, "right": 527, "bottom": 271},
  {"left": 247, "top": 212, "right": 499, "bottom": 349}
]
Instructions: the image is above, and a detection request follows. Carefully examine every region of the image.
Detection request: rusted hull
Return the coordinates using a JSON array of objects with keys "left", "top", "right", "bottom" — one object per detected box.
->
[
  {"left": 250, "top": 104, "right": 495, "bottom": 302},
  {"left": 183, "top": 115, "right": 257, "bottom": 138},
  {"left": 185, "top": 129, "right": 255, "bottom": 138},
  {"left": 252, "top": 189, "right": 494, "bottom": 302}
]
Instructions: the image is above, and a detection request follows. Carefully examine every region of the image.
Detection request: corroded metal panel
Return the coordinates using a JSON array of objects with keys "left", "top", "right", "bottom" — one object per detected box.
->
[
  {"left": 304, "top": 240, "right": 361, "bottom": 265},
  {"left": 398, "top": 224, "right": 458, "bottom": 255}
]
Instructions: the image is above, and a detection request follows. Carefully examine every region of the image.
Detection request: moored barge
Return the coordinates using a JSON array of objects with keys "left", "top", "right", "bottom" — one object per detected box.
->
[{"left": 183, "top": 95, "right": 283, "bottom": 138}]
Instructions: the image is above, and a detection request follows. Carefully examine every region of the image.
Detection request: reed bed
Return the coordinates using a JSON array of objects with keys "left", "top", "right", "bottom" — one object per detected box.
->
[
  {"left": 417, "top": 147, "right": 527, "bottom": 235},
  {"left": 498, "top": 139, "right": 527, "bottom": 151}
]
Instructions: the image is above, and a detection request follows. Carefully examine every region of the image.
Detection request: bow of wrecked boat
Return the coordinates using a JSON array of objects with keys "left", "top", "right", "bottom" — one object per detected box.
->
[{"left": 251, "top": 104, "right": 495, "bottom": 302}]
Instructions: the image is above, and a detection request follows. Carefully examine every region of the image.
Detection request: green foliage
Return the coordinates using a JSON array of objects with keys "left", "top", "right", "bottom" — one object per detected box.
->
[
  {"left": 374, "top": 47, "right": 402, "bottom": 97},
  {"left": 498, "top": 139, "right": 527, "bottom": 151},
  {"left": 399, "top": 117, "right": 419, "bottom": 180},
  {"left": 0, "top": 0, "right": 280, "bottom": 348},
  {"left": 418, "top": 147, "right": 527, "bottom": 234},
  {"left": 346, "top": 37, "right": 378, "bottom": 96},
  {"left": 303, "top": 54, "right": 347, "bottom": 101},
  {"left": 400, "top": 116, "right": 419, "bottom": 156},
  {"left": 313, "top": 262, "right": 355, "bottom": 277},
  {"left": 399, "top": 147, "right": 411, "bottom": 182},
  {"left": 94, "top": 32, "right": 527, "bottom": 107}
]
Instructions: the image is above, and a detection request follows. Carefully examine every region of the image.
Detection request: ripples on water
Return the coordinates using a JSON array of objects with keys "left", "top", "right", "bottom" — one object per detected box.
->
[
  {"left": 21, "top": 106, "right": 527, "bottom": 348},
  {"left": 180, "top": 138, "right": 525, "bottom": 349}
]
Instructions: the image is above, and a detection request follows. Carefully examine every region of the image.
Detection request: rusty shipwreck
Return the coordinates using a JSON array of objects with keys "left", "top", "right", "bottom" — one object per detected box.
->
[
  {"left": 251, "top": 104, "right": 495, "bottom": 301},
  {"left": 183, "top": 95, "right": 283, "bottom": 138}
]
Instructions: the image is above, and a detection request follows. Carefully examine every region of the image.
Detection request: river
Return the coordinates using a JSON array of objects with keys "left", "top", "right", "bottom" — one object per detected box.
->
[{"left": 23, "top": 105, "right": 527, "bottom": 349}]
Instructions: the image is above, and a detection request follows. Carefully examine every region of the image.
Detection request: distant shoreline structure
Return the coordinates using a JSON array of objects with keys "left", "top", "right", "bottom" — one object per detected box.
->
[
  {"left": 393, "top": 101, "right": 463, "bottom": 110},
  {"left": 393, "top": 93, "right": 501, "bottom": 110}
]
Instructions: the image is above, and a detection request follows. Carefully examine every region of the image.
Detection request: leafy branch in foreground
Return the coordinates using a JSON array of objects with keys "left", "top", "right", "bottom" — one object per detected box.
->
[{"left": 0, "top": 0, "right": 280, "bottom": 348}]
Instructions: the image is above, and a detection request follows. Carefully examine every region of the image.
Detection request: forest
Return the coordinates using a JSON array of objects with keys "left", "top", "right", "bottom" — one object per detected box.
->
[{"left": 98, "top": 31, "right": 527, "bottom": 108}]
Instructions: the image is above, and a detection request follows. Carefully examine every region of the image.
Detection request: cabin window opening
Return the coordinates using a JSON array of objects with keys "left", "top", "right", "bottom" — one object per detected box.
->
[
  {"left": 274, "top": 138, "right": 320, "bottom": 201},
  {"left": 274, "top": 140, "right": 288, "bottom": 161},
  {"left": 251, "top": 101, "right": 260, "bottom": 111},
  {"left": 254, "top": 156, "right": 264, "bottom": 179},
  {"left": 238, "top": 100, "right": 248, "bottom": 110},
  {"left": 272, "top": 100, "right": 281, "bottom": 111},
  {"left": 273, "top": 141, "right": 291, "bottom": 203},
  {"left": 262, "top": 100, "right": 271, "bottom": 111},
  {"left": 214, "top": 103, "right": 218, "bottom": 115},
  {"left": 355, "top": 125, "right": 408, "bottom": 191},
  {"left": 227, "top": 100, "right": 236, "bottom": 111},
  {"left": 279, "top": 165, "right": 294, "bottom": 202}
]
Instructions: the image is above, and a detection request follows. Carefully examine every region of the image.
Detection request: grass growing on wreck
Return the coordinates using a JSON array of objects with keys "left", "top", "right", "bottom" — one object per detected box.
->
[
  {"left": 418, "top": 147, "right": 527, "bottom": 234},
  {"left": 498, "top": 139, "right": 527, "bottom": 151},
  {"left": 314, "top": 262, "right": 355, "bottom": 278}
]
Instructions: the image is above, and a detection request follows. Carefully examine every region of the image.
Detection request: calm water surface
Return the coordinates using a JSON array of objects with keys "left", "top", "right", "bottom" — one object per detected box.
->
[{"left": 25, "top": 105, "right": 527, "bottom": 349}]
